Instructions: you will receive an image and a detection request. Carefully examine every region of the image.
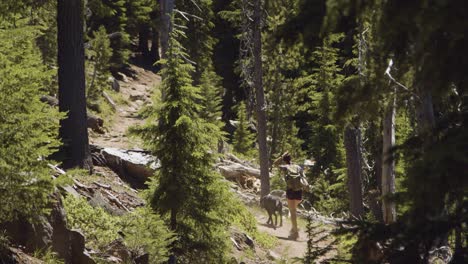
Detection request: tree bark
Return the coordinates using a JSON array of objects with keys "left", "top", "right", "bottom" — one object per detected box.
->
[
  {"left": 382, "top": 94, "right": 396, "bottom": 224},
  {"left": 416, "top": 88, "right": 435, "bottom": 135},
  {"left": 159, "top": 0, "right": 174, "bottom": 59},
  {"left": 57, "top": 0, "right": 93, "bottom": 172},
  {"left": 149, "top": 27, "right": 160, "bottom": 64},
  {"left": 344, "top": 125, "right": 364, "bottom": 217},
  {"left": 269, "top": 80, "right": 281, "bottom": 165},
  {"left": 138, "top": 25, "right": 150, "bottom": 56},
  {"left": 253, "top": 0, "right": 269, "bottom": 197}
]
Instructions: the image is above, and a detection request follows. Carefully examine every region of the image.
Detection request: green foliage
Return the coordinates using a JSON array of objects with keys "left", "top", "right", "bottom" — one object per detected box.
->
[
  {"left": 136, "top": 28, "right": 234, "bottom": 262},
  {"left": 87, "top": 26, "right": 112, "bottom": 103},
  {"left": 87, "top": 0, "right": 130, "bottom": 70},
  {"left": 198, "top": 67, "right": 225, "bottom": 142},
  {"left": 63, "top": 195, "right": 120, "bottom": 249},
  {"left": 299, "top": 33, "right": 345, "bottom": 174},
  {"left": 303, "top": 216, "right": 337, "bottom": 264},
  {"left": 232, "top": 102, "right": 256, "bottom": 158},
  {"left": 125, "top": 0, "right": 155, "bottom": 35},
  {"left": 33, "top": 248, "right": 64, "bottom": 264},
  {"left": 308, "top": 168, "right": 348, "bottom": 215},
  {"left": 0, "top": 25, "right": 62, "bottom": 222},
  {"left": 63, "top": 195, "right": 173, "bottom": 262},
  {"left": 119, "top": 207, "right": 174, "bottom": 263},
  {"left": 178, "top": 0, "right": 218, "bottom": 84}
]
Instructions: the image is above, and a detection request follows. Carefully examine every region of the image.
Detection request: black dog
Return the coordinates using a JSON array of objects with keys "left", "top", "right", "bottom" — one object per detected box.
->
[{"left": 260, "top": 194, "right": 282, "bottom": 228}]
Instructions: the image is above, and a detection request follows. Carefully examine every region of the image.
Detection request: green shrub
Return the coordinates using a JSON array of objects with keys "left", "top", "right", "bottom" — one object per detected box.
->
[
  {"left": 63, "top": 195, "right": 119, "bottom": 250},
  {"left": 0, "top": 25, "right": 62, "bottom": 222},
  {"left": 120, "top": 207, "right": 174, "bottom": 264},
  {"left": 63, "top": 195, "right": 172, "bottom": 262}
]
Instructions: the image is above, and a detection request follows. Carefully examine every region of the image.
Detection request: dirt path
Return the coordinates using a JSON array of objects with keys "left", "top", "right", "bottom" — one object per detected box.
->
[
  {"left": 89, "top": 65, "right": 161, "bottom": 149},
  {"left": 253, "top": 208, "right": 308, "bottom": 262}
]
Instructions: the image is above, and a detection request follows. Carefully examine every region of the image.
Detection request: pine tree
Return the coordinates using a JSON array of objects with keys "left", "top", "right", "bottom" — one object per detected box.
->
[
  {"left": 0, "top": 26, "right": 62, "bottom": 221},
  {"left": 199, "top": 67, "right": 225, "bottom": 135},
  {"left": 87, "top": 25, "right": 112, "bottom": 103},
  {"left": 87, "top": 0, "right": 130, "bottom": 71},
  {"left": 136, "top": 27, "right": 232, "bottom": 263},
  {"left": 232, "top": 102, "right": 256, "bottom": 157}
]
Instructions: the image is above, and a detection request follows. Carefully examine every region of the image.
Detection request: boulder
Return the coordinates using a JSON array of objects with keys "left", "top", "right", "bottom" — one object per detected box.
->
[
  {"left": 1, "top": 193, "right": 95, "bottom": 264},
  {"left": 230, "top": 228, "right": 255, "bottom": 251},
  {"left": 87, "top": 114, "right": 105, "bottom": 134},
  {"left": 40, "top": 95, "right": 58, "bottom": 107},
  {"left": 116, "top": 72, "right": 129, "bottom": 83},
  {"left": 108, "top": 77, "right": 120, "bottom": 92},
  {"left": 269, "top": 190, "right": 286, "bottom": 198},
  {"left": 100, "top": 147, "right": 160, "bottom": 189},
  {"left": 0, "top": 247, "right": 44, "bottom": 264},
  {"left": 105, "top": 239, "right": 132, "bottom": 263}
]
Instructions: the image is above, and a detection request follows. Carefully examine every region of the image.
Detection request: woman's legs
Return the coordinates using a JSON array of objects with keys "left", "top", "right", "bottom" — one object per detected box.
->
[{"left": 287, "top": 199, "right": 301, "bottom": 236}]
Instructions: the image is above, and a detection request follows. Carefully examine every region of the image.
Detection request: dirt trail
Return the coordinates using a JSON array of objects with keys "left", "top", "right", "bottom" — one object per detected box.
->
[
  {"left": 255, "top": 210, "right": 308, "bottom": 261},
  {"left": 89, "top": 65, "right": 161, "bottom": 149}
]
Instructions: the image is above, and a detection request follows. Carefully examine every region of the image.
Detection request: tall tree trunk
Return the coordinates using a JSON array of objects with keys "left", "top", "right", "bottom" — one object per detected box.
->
[
  {"left": 138, "top": 25, "right": 150, "bottom": 56},
  {"left": 57, "top": 0, "right": 93, "bottom": 172},
  {"left": 344, "top": 125, "right": 364, "bottom": 217},
  {"left": 149, "top": 27, "right": 160, "bottom": 64},
  {"left": 382, "top": 94, "right": 396, "bottom": 224},
  {"left": 253, "top": 0, "right": 269, "bottom": 197},
  {"left": 416, "top": 89, "right": 435, "bottom": 135},
  {"left": 159, "top": 0, "right": 174, "bottom": 59},
  {"left": 269, "top": 81, "right": 281, "bottom": 165}
]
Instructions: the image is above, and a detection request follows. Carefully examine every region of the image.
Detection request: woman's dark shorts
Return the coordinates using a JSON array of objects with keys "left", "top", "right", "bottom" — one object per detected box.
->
[{"left": 286, "top": 189, "right": 302, "bottom": 200}]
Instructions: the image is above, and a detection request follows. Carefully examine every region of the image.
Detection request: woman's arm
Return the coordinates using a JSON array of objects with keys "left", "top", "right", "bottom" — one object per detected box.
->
[{"left": 272, "top": 151, "right": 289, "bottom": 167}]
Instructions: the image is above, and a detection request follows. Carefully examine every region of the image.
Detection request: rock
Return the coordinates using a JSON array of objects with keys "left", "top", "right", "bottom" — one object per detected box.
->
[
  {"left": 270, "top": 189, "right": 286, "bottom": 198},
  {"left": 0, "top": 247, "right": 44, "bottom": 264},
  {"left": 134, "top": 253, "right": 149, "bottom": 264},
  {"left": 105, "top": 239, "right": 132, "bottom": 263},
  {"left": 70, "top": 230, "right": 95, "bottom": 264},
  {"left": 61, "top": 185, "right": 81, "bottom": 198},
  {"left": 87, "top": 114, "right": 105, "bottom": 134},
  {"left": 116, "top": 72, "right": 129, "bottom": 83},
  {"left": 230, "top": 228, "right": 255, "bottom": 252},
  {"left": 1, "top": 193, "right": 95, "bottom": 264},
  {"left": 267, "top": 250, "right": 280, "bottom": 260},
  {"left": 234, "top": 190, "right": 258, "bottom": 206},
  {"left": 129, "top": 91, "right": 146, "bottom": 102},
  {"left": 40, "top": 95, "right": 58, "bottom": 107},
  {"left": 108, "top": 77, "right": 120, "bottom": 92},
  {"left": 100, "top": 147, "right": 160, "bottom": 189}
]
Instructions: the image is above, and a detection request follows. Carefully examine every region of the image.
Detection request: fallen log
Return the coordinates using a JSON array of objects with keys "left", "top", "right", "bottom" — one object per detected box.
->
[
  {"left": 218, "top": 162, "right": 261, "bottom": 179},
  {"left": 103, "top": 91, "right": 117, "bottom": 110}
]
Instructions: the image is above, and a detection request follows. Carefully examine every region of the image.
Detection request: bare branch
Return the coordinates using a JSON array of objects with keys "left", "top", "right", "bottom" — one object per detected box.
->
[{"left": 385, "top": 59, "right": 420, "bottom": 100}]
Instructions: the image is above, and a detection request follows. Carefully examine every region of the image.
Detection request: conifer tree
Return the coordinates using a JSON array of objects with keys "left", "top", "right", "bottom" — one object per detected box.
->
[
  {"left": 232, "top": 102, "right": 256, "bottom": 157},
  {"left": 87, "top": 25, "right": 112, "bottom": 103},
  {"left": 199, "top": 67, "right": 225, "bottom": 137},
  {"left": 0, "top": 26, "right": 62, "bottom": 221},
  {"left": 87, "top": 0, "right": 130, "bottom": 71},
  {"left": 136, "top": 27, "right": 231, "bottom": 263}
]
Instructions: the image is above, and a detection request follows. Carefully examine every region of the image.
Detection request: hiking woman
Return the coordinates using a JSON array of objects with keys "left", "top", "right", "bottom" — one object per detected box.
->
[{"left": 273, "top": 152, "right": 303, "bottom": 240}]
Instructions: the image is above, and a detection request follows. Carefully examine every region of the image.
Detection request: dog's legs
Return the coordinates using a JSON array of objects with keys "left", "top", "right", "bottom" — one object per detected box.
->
[
  {"left": 279, "top": 209, "right": 283, "bottom": 226},
  {"left": 266, "top": 211, "right": 272, "bottom": 225}
]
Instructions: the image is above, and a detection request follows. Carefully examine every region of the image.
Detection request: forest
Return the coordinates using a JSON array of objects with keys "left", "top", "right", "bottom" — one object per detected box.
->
[{"left": 0, "top": 0, "right": 466, "bottom": 263}]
